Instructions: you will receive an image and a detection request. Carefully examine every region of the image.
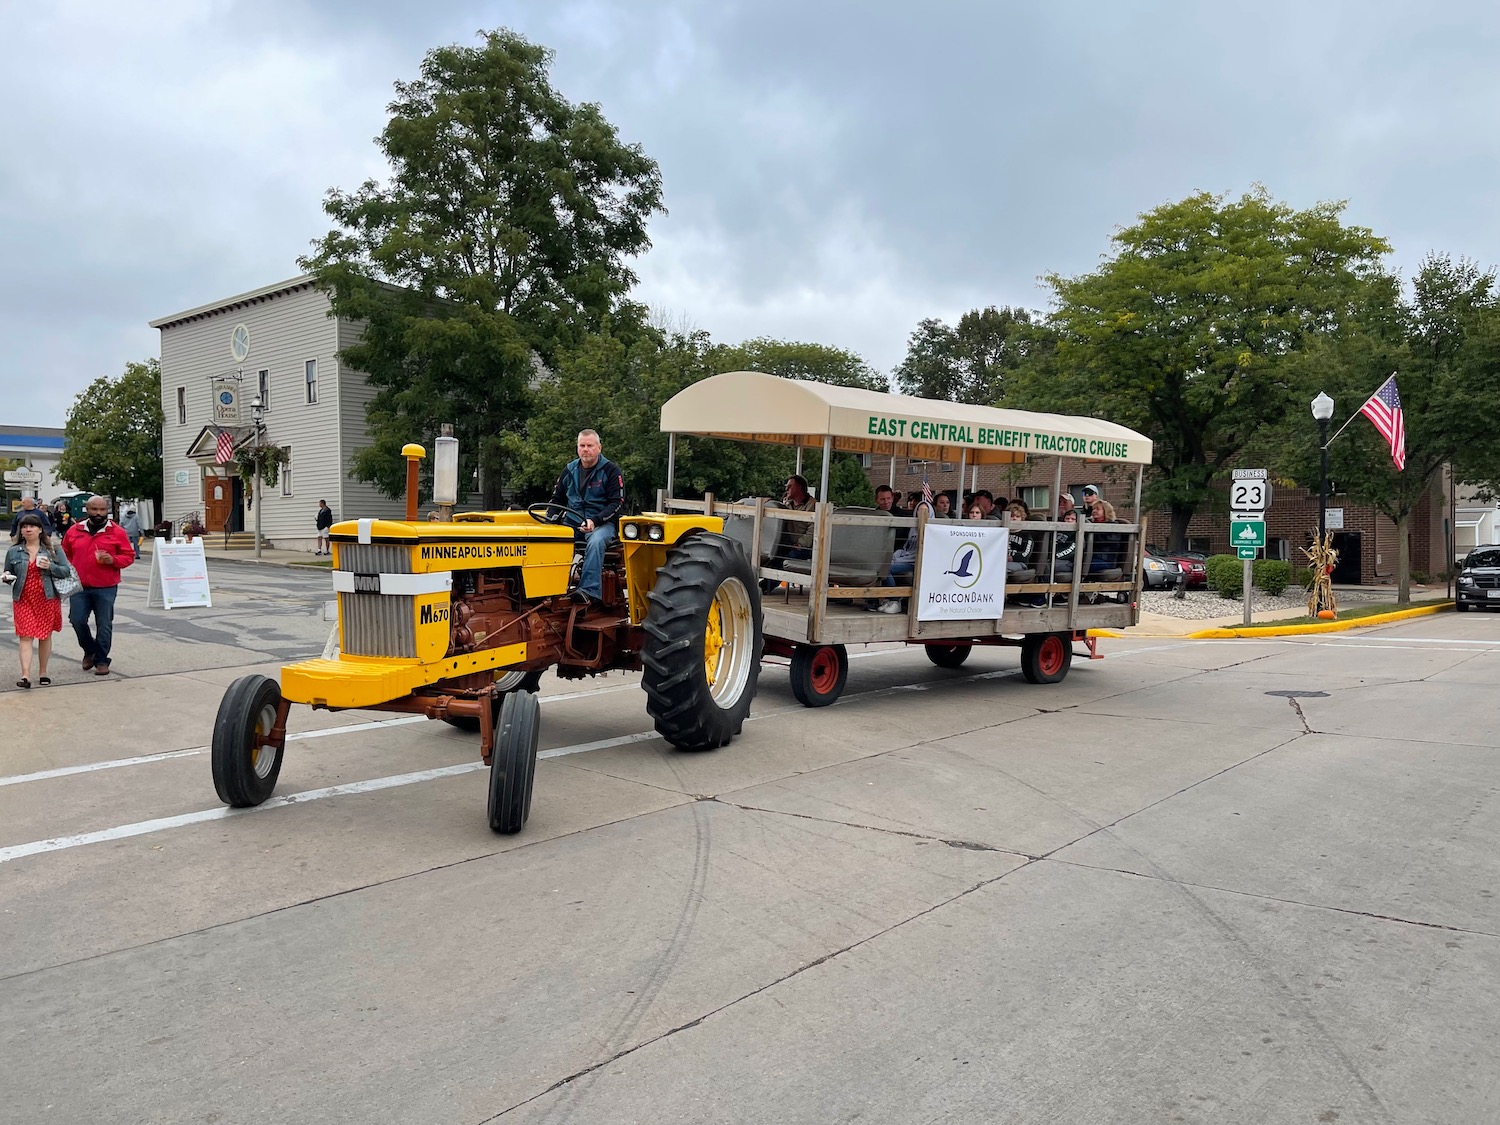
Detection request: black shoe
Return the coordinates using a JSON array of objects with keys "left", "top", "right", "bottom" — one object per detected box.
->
[{"left": 569, "top": 589, "right": 591, "bottom": 606}]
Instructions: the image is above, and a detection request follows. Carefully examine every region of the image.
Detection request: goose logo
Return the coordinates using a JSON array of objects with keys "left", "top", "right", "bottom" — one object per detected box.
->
[{"left": 944, "top": 541, "right": 982, "bottom": 588}]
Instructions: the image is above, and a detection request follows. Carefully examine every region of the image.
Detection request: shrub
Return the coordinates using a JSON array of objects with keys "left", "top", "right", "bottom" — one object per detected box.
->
[
  {"left": 1205, "top": 554, "right": 1243, "bottom": 598},
  {"left": 1253, "top": 559, "right": 1291, "bottom": 596},
  {"left": 1291, "top": 565, "right": 1314, "bottom": 588}
]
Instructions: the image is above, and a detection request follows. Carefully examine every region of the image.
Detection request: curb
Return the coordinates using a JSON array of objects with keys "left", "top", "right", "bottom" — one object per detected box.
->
[{"left": 1092, "top": 601, "right": 1452, "bottom": 640}]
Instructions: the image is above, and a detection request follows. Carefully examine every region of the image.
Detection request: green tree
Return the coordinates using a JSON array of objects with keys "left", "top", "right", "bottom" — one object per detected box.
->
[
  {"left": 300, "top": 29, "right": 665, "bottom": 506},
  {"left": 1023, "top": 189, "right": 1392, "bottom": 549},
  {"left": 894, "top": 306, "right": 1053, "bottom": 404},
  {"left": 1273, "top": 254, "right": 1500, "bottom": 602},
  {"left": 56, "top": 359, "right": 164, "bottom": 507},
  {"left": 732, "top": 337, "right": 887, "bottom": 391}
]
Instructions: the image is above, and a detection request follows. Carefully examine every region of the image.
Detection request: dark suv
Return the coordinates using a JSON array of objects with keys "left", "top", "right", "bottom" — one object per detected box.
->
[{"left": 1455, "top": 547, "right": 1500, "bottom": 612}]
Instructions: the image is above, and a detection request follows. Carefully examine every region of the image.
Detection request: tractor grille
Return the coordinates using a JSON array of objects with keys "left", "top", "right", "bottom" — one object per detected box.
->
[
  {"left": 337, "top": 545, "right": 418, "bottom": 656},
  {"left": 336, "top": 544, "right": 413, "bottom": 574},
  {"left": 339, "top": 592, "right": 417, "bottom": 657}
]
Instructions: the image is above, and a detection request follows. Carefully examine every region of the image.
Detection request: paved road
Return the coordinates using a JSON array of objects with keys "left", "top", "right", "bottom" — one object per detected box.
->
[{"left": 2, "top": 592, "right": 1497, "bottom": 1124}]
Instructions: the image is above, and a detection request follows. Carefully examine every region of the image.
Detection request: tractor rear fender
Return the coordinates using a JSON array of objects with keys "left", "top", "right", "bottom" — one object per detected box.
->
[{"left": 619, "top": 514, "right": 724, "bottom": 624}]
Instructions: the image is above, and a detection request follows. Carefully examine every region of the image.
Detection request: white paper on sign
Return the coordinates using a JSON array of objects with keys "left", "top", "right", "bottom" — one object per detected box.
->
[
  {"left": 147, "top": 539, "right": 213, "bottom": 609},
  {"left": 916, "top": 523, "right": 1008, "bottom": 621}
]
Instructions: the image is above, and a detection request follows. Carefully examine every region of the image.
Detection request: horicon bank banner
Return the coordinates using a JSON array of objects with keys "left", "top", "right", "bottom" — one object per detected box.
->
[{"left": 916, "top": 523, "right": 1009, "bottom": 622}]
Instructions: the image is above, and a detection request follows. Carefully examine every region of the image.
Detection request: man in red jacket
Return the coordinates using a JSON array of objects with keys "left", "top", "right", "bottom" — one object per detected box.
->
[{"left": 62, "top": 495, "right": 135, "bottom": 676}]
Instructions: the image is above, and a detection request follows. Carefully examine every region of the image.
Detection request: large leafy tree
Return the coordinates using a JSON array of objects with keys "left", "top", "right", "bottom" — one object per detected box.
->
[
  {"left": 56, "top": 359, "right": 164, "bottom": 506},
  {"left": 1022, "top": 189, "right": 1392, "bottom": 548},
  {"left": 732, "top": 337, "right": 887, "bottom": 391},
  {"left": 894, "top": 306, "right": 1053, "bottom": 404},
  {"left": 300, "top": 29, "right": 664, "bottom": 506},
  {"left": 1270, "top": 254, "right": 1500, "bottom": 602}
]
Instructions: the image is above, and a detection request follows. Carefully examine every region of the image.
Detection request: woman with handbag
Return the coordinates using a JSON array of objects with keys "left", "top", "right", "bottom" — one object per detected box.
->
[{"left": 3, "top": 512, "right": 75, "bottom": 688}]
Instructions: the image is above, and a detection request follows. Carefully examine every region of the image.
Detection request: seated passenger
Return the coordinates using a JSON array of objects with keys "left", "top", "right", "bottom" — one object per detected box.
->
[
  {"left": 875, "top": 501, "right": 929, "bottom": 615},
  {"left": 778, "top": 474, "right": 816, "bottom": 562}
]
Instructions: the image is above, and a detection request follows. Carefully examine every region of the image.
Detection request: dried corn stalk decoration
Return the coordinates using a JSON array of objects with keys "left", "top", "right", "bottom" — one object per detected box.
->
[{"left": 1303, "top": 531, "right": 1340, "bottom": 616}]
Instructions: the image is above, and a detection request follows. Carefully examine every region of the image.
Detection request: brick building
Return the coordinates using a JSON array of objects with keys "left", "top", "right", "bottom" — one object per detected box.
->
[{"left": 865, "top": 453, "right": 1451, "bottom": 585}]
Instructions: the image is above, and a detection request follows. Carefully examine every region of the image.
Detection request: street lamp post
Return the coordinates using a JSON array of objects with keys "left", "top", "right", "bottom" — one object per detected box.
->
[
  {"left": 1311, "top": 391, "right": 1334, "bottom": 609},
  {"left": 251, "top": 395, "right": 265, "bottom": 561}
]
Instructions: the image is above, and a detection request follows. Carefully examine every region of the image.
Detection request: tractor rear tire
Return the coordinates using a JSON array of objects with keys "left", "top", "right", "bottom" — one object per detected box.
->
[
  {"left": 443, "top": 670, "right": 542, "bottom": 732},
  {"left": 924, "top": 643, "right": 971, "bottom": 669},
  {"left": 790, "top": 644, "right": 848, "bottom": 707},
  {"left": 642, "top": 532, "right": 763, "bottom": 751},
  {"left": 488, "top": 689, "right": 541, "bottom": 834},
  {"left": 212, "top": 675, "right": 284, "bottom": 807},
  {"left": 1020, "top": 632, "right": 1072, "bottom": 685}
]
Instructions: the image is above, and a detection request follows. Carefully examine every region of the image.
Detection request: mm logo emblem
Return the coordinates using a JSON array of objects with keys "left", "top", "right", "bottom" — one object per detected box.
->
[
  {"left": 419, "top": 603, "right": 449, "bottom": 625},
  {"left": 353, "top": 574, "right": 379, "bottom": 594}
]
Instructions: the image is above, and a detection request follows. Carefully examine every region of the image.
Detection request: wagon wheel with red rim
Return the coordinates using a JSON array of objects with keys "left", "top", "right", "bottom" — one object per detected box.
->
[
  {"left": 1020, "top": 632, "right": 1072, "bottom": 685},
  {"left": 789, "top": 643, "right": 848, "bottom": 707}
]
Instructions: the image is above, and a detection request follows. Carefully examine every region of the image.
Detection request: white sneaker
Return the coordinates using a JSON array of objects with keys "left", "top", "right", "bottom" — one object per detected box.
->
[{"left": 878, "top": 600, "right": 904, "bottom": 614}]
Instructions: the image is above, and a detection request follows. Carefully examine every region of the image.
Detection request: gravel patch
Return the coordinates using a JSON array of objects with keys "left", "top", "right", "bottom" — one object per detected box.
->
[{"left": 1138, "top": 585, "right": 1396, "bottom": 620}]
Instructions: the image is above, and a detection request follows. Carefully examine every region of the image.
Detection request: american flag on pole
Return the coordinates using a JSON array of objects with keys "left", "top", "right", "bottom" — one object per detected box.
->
[
  {"left": 215, "top": 426, "right": 235, "bottom": 464},
  {"left": 921, "top": 476, "right": 934, "bottom": 510},
  {"left": 1358, "top": 374, "right": 1406, "bottom": 471}
]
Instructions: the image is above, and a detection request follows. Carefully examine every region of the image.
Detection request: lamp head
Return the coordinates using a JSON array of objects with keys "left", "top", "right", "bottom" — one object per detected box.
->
[{"left": 1311, "top": 391, "right": 1334, "bottom": 421}]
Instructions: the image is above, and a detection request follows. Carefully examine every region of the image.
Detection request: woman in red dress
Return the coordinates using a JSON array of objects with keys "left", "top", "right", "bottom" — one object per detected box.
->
[{"left": 3, "top": 513, "right": 73, "bottom": 688}]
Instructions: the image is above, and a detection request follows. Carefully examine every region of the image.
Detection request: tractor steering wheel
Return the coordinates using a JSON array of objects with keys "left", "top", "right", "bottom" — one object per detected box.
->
[{"left": 527, "top": 501, "right": 585, "bottom": 527}]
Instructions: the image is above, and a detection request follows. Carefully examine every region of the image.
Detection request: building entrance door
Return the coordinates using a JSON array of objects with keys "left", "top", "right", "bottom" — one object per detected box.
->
[{"left": 204, "top": 473, "right": 233, "bottom": 535}]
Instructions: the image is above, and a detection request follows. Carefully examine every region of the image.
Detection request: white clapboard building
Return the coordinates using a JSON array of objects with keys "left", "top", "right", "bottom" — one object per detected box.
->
[{"left": 151, "top": 276, "right": 412, "bottom": 552}]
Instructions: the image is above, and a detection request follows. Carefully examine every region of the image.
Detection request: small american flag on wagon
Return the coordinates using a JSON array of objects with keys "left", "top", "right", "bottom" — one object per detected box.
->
[
  {"left": 1359, "top": 374, "right": 1406, "bottom": 471},
  {"left": 215, "top": 426, "right": 235, "bottom": 464}
]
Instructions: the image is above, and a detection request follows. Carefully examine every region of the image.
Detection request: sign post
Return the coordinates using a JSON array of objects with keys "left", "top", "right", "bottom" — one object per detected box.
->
[
  {"left": 1231, "top": 517, "right": 1266, "bottom": 627},
  {"left": 1230, "top": 470, "right": 1270, "bottom": 628}
]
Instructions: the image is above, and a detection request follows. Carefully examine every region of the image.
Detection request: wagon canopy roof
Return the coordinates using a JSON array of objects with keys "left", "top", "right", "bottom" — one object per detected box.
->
[{"left": 659, "top": 371, "right": 1153, "bottom": 466}]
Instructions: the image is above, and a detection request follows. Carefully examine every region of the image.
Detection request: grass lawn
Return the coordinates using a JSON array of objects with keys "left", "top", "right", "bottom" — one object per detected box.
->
[{"left": 1252, "top": 595, "right": 1450, "bottom": 629}]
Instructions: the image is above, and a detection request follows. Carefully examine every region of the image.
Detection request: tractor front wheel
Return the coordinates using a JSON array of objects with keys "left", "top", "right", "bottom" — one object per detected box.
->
[
  {"left": 642, "top": 532, "right": 763, "bottom": 750},
  {"left": 1020, "top": 632, "right": 1073, "bottom": 685},
  {"left": 211, "top": 675, "right": 285, "bottom": 807},
  {"left": 443, "top": 670, "right": 542, "bottom": 732},
  {"left": 790, "top": 643, "right": 848, "bottom": 707},
  {"left": 488, "top": 689, "right": 541, "bottom": 834}
]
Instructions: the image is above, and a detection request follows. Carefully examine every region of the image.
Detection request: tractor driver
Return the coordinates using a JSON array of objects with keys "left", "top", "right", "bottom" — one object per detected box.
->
[{"left": 549, "top": 429, "right": 625, "bottom": 606}]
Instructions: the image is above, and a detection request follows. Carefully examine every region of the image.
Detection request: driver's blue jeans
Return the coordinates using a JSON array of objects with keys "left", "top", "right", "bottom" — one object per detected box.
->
[{"left": 578, "top": 523, "right": 615, "bottom": 600}]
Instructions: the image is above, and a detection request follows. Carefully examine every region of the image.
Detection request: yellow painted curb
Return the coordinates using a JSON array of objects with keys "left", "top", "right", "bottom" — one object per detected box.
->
[
  {"left": 1090, "top": 602, "right": 1452, "bottom": 640},
  {"left": 1189, "top": 602, "right": 1451, "bottom": 639}
]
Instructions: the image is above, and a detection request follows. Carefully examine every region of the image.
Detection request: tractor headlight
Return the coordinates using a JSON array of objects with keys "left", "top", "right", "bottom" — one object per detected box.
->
[
  {"left": 647, "top": 524, "right": 664, "bottom": 541},
  {"left": 622, "top": 523, "right": 640, "bottom": 540}
]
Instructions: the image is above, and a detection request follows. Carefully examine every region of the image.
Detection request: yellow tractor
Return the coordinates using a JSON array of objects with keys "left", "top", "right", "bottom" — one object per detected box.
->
[{"left": 210, "top": 461, "right": 763, "bottom": 834}]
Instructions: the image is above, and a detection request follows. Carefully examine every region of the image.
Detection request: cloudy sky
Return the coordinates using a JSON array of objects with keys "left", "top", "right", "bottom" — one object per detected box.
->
[{"left": 5, "top": 0, "right": 1499, "bottom": 425}]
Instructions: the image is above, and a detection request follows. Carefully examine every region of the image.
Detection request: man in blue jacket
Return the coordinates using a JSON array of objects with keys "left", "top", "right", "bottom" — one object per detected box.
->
[{"left": 549, "top": 429, "right": 624, "bottom": 606}]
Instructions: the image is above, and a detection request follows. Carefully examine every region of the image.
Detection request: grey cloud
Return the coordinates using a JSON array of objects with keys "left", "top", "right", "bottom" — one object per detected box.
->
[{"left": 4, "top": 0, "right": 1500, "bottom": 427}]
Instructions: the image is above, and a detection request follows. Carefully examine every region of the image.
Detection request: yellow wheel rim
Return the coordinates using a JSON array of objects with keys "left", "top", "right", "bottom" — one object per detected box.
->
[{"left": 704, "top": 597, "right": 725, "bottom": 686}]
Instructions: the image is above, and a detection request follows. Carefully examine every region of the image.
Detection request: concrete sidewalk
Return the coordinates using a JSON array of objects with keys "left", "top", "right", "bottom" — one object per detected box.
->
[
  {"left": 139, "top": 536, "right": 327, "bottom": 569},
  {"left": 1133, "top": 583, "right": 1450, "bottom": 636}
]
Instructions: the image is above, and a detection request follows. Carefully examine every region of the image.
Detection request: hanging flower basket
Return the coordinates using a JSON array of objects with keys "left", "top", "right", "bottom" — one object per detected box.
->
[{"left": 235, "top": 445, "right": 292, "bottom": 488}]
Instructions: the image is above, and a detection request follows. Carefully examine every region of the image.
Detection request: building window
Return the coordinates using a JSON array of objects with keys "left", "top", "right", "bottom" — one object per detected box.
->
[
  {"left": 257, "top": 369, "right": 270, "bottom": 412},
  {"left": 1188, "top": 536, "right": 1212, "bottom": 555},
  {"left": 305, "top": 359, "right": 318, "bottom": 404},
  {"left": 1268, "top": 537, "right": 1290, "bottom": 561},
  {"left": 176, "top": 387, "right": 186, "bottom": 425},
  {"left": 1019, "top": 485, "right": 1050, "bottom": 512},
  {"left": 281, "top": 447, "right": 293, "bottom": 497}
]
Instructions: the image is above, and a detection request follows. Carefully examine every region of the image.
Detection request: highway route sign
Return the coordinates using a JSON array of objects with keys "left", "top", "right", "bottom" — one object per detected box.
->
[{"left": 1229, "top": 474, "right": 1270, "bottom": 513}]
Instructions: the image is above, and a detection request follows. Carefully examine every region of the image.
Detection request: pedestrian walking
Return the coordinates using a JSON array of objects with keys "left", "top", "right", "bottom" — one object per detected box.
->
[
  {"left": 9, "top": 497, "right": 53, "bottom": 537},
  {"left": 3, "top": 513, "right": 74, "bottom": 688},
  {"left": 61, "top": 495, "right": 135, "bottom": 677},
  {"left": 315, "top": 500, "right": 334, "bottom": 555},
  {"left": 121, "top": 508, "right": 142, "bottom": 555}
]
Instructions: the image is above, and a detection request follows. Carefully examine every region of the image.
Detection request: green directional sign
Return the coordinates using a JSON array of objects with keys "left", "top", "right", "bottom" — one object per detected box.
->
[
  {"left": 1237, "top": 546, "right": 1258, "bottom": 560},
  {"left": 1231, "top": 518, "right": 1266, "bottom": 550}
]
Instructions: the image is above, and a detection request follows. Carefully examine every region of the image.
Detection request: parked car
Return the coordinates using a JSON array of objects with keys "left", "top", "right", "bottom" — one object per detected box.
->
[
  {"left": 1455, "top": 547, "right": 1500, "bottom": 611},
  {"left": 1142, "top": 550, "right": 1185, "bottom": 589}
]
